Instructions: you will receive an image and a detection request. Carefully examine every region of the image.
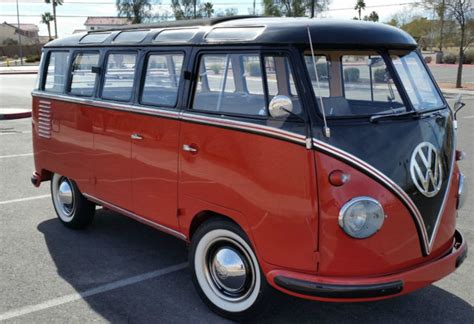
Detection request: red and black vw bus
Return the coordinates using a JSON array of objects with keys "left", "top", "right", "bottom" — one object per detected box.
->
[{"left": 31, "top": 17, "right": 468, "bottom": 320}]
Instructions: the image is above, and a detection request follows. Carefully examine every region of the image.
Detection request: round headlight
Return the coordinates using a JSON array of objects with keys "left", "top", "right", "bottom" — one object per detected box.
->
[{"left": 338, "top": 197, "right": 385, "bottom": 239}]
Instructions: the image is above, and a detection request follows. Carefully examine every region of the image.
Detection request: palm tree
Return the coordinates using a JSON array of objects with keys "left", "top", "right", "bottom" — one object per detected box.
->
[
  {"left": 202, "top": 2, "right": 214, "bottom": 18},
  {"left": 44, "top": 0, "right": 63, "bottom": 39},
  {"left": 41, "top": 12, "right": 54, "bottom": 41},
  {"left": 116, "top": 0, "right": 152, "bottom": 24},
  {"left": 354, "top": 0, "right": 366, "bottom": 20}
]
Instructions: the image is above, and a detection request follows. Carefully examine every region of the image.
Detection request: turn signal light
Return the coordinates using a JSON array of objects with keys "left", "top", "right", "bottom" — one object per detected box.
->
[
  {"left": 456, "top": 150, "right": 466, "bottom": 161},
  {"left": 329, "top": 170, "right": 350, "bottom": 186}
]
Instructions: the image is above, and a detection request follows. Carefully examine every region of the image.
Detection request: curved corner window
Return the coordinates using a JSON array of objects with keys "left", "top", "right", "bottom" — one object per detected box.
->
[
  {"left": 80, "top": 32, "right": 111, "bottom": 44},
  {"left": 205, "top": 27, "right": 264, "bottom": 42},
  {"left": 153, "top": 29, "right": 198, "bottom": 43},
  {"left": 113, "top": 30, "right": 148, "bottom": 43},
  {"left": 102, "top": 53, "right": 137, "bottom": 102},
  {"left": 44, "top": 51, "right": 69, "bottom": 93},
  {"left": 391, "top": 51, "right": 444, "bottom": 111}
]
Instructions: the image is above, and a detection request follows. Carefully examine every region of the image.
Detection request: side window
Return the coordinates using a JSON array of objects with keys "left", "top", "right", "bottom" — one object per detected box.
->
[
  {"left": 304, "top": 55, "right": 330, "bottom": 98},
  {"left": 265, "top": 56, "right": 301, "bottom": 114},
  {"left": 69, "top": 52, "right": 100, "bottom": 97},
  {"left": 141, "top": 53, "right": 184, "bottom": 107},
  {"left": 102, "top": 52, "right": 137, "bottom": 102},
  {"left": 192, "top": 53, "right": 301, "bottom": 117},
  {"left": 342, "top": 55, "right": 402, "bottom": 103},
  {"left": 44, "top": 51, "right": 69, "bottom": 93}
]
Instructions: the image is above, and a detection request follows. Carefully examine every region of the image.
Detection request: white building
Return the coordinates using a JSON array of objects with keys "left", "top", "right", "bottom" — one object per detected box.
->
[
  {"left": 0, "top": 22, "right": 40, "bottom": 45},
  {"left": 84, "top": 17, "right": 131, "bottom": 32}
]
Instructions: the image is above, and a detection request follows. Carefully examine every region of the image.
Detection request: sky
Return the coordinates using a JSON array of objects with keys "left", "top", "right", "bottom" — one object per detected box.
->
[{"left": 0, "top": 0, "right": 429, "bottom": 37}]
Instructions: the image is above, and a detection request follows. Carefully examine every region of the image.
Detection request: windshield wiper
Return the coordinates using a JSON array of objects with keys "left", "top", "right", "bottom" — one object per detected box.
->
[{"left": 369, "top": 110, "right": 420, "bottom": 123}]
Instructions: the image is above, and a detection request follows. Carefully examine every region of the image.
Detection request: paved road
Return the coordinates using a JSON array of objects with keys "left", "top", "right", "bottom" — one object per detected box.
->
[
  {"left": 0, "top": 75, "right": 473, "bottom": 322},
  {"left": 428, "top": 64, "right": 474, "bottom": 84}
]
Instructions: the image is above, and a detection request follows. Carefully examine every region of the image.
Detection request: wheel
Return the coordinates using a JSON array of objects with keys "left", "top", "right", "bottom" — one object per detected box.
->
[
  {"left": 51, "top": 173, "right": 95, "bottom": 229},
  {"left": 190, "top": 219, "right": 273, "bottom": 320}
]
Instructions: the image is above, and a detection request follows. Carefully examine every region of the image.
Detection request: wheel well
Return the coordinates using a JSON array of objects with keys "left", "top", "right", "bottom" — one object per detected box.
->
[{"left": 189, "top": 210, "right": 240, "bottom": 240}]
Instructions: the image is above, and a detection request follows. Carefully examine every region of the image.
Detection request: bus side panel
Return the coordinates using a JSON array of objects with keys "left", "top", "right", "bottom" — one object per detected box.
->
[
  {"left": 178, "top": 121, "right": 318, "bottom": 272},
  {"left": 32, "top": 96, "right": 95, "bottom": 195}
]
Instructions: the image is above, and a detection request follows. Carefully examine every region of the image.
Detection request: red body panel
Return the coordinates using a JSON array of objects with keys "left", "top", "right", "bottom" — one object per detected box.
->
[{"left": 178, "top": 121, "right": 319, "bottom": 271}]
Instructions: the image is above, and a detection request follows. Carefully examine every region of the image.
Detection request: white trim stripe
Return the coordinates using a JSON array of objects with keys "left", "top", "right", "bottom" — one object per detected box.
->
[{"left": 0, "top": 263, "right": 187, "bottom": 321}]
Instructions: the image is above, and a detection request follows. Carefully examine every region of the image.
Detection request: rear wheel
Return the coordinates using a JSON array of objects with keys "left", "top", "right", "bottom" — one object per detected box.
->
[
  {"left": 190, "top": 219, "right": 273, "bottom": 320},
  {"left": 51, "top": 173, "right": 95, "bottom": 229}
]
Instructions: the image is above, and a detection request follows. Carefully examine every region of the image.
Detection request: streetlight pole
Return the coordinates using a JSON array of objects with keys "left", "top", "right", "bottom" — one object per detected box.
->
[{"left": 15, "top": 0, "right": 24, "bottom": 65}]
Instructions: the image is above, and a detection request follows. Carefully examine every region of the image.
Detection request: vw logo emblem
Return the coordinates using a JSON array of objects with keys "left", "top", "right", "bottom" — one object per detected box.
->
[{"left": 410, "top": 142, "right": 443, "bottom": 197}]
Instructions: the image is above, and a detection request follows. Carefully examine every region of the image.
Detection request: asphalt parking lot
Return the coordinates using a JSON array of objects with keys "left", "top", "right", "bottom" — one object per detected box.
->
[{"left": 0, "top": 75, "right": 473, "bottom": 322}]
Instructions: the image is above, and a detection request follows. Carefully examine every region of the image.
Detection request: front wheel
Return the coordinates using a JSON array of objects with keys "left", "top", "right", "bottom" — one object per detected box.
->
[
  {"left": 51, "top": 173, "right": 95, "bottom": 229},
  {"left": 190, "top": 219, "right": 273, "bottom": 320}
]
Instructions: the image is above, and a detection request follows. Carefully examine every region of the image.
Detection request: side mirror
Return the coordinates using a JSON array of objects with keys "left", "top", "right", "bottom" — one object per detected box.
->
[
  {"left": 454, "top": 94, "right": 466, "bottom": 115},
  {"left": 269, "top": 95, "right": 293, "bottom": 119}
]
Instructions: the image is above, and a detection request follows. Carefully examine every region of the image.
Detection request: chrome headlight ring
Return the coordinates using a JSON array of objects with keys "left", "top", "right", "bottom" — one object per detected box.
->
[{"left": 338, "top": 196, "right": 386, "bottom": 239}]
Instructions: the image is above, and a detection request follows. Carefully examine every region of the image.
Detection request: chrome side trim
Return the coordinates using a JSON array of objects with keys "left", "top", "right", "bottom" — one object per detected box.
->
[
  {"left": 181, "top": 112, "right": 307, "bottom": 145},
  {"left": 82, "top": 193, "right": 187, "bottom": 241},
  {"left": 312, "top": 138, "right": 431, "bottom": 255}
]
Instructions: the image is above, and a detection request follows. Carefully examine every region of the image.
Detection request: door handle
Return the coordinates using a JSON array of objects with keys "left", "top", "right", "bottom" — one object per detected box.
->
[
  {"left": 131, "top": 133, "right": 143, "bottom": 140},
  {"left": 183, "top": 144, "right": 198, "bottom": 153}
]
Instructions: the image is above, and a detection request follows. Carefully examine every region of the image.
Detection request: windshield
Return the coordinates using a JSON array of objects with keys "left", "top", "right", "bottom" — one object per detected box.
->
[
  {"left": 391, "top": 51, "right": 444, "bottom": 111},
  {"left": 304, "top": 50, "right": 444, "bottom": 118}
]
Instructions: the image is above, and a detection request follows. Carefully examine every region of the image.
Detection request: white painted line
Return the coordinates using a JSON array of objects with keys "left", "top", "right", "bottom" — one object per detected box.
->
[
  {"left": 463, "top": 115, "right": 474, "bottom": 119},
  {"left": 0, "top": 195, "right": 50, "bottom": 205},
  {"left": 0, "top": 131, "right": 32, "bottom": 135},
  {"left": 0, "top": 153, "right": 33, "bottom": 159},
  {"left": 0, "top": 262, "right": 188, "bottom": 321}
]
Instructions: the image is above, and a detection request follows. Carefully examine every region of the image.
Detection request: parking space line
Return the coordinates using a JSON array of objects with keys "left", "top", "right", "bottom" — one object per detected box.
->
[
  {"left": 0, "top": 131, "right": 32, "bottom": 135},
  {"left": 0, "top": 153, "right": 33, "bottom": 159},
  {"left": 463, "top": 115, "right": 474, "bottom": 119},
  {"left": 0, "top": 195, "right": 50, "bottom": 205},
  {"left": 0, "top": 262, "right": 188, "bottom": 321}
]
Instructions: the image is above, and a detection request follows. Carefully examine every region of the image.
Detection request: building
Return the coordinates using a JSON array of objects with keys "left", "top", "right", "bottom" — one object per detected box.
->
[
  {"left": 84, "top": 17, "right": 131, "bottom": 32},
  {"left": 0, "top": 22, "right": 40, "bottom": 45}
]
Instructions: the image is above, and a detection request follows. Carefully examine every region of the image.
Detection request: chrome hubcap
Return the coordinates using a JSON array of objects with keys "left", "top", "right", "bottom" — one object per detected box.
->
[
  {"left": 210, "top": 247, "right": 247, "bottom": 293},
  {"left": 57, "top": 178, "right": 74, "bottom": 216}
]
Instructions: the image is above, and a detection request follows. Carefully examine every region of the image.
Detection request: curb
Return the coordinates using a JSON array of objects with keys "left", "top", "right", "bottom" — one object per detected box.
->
[
  {"left": 0, "top": 109, "right": 32, "bottom": 120},
  {"left": 0, "top": 71, "right": 38, "bottom": 75}
]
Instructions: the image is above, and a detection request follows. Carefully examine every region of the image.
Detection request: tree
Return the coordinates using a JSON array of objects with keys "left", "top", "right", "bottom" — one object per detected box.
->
[
  {"left": 354, "top": 0, "right": 366, "bottom": 20},
  {"left": 116, "top": 0, "right": 152, "bottom": 24},
  {"left": 171, "top": 0, "right": 200, "bottom": 19},
  {"left": 263, "top": 0, "right": 330, "bottom": 17},
  {"left": 446, "top": 0, "right": 473, "bottom": 88},
  {"left": 420, "top": 0, "right": 448, "bottom": 51},
  {"left": 44, "top": 0, "right": 63, "bottom": 38},
  {"left": 202, "top": 2, "right": 214, "bottom": 18},
  {"left": 363, "top": 11, "right": 379, "bottom": 22},
  {"left": 41, "top": 12, "right": 54, "bottom": 41}
]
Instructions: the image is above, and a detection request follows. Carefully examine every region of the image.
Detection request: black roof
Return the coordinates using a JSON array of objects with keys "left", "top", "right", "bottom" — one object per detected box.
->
[{"left": 45, "top": 17, "right": 417, "bottom": 49}]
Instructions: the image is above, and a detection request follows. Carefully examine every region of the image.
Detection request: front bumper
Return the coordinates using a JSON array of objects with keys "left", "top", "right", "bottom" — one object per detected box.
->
[{"left": 268, "top": 230, "right": 467, "bottom": 302}]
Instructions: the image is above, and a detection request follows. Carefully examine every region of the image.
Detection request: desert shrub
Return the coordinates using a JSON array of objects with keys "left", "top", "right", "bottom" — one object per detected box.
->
[
  {"left": 373, "top": 68, "right": 386, "bottom": 83},
  {"left": 443, "top": 53, "right": 457, "bottom": 64},
  {"left": 210, "top": 63, "right": 221, "bottom": 75},
  {"left": 424, "top": 56, "right": 432, "bottom": 63},
  {"left": 463, "top": 50, "right": 473, "bottom": 64},
  {"left": 246, "top": 62, "right": 261, "bottom": 77},
  {"left": 25, "top": 54, "right": 40, "bottom": 63},
  {"left": 344, "top": 67, "right": 360, "bottom": 82},
  {"left": 306, "top": 63, "right": 328, "bottom": 80}
]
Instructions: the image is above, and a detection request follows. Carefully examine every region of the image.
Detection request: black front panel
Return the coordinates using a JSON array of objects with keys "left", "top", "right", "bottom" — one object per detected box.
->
[{"left": 316, "top": 109, "right": 454, "bottom": 241}]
